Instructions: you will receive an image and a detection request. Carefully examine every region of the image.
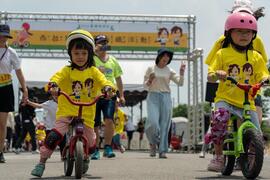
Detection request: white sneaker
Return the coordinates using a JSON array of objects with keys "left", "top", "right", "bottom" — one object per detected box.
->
[
  {"left": 14, "top": 148, "right": 20, "bottom": 154},
  {"left": 207, "top": 156, "right": 224, "bottom": 172},
  {"left": 32, "top": 150, "right": 40, "bottom": 154}
]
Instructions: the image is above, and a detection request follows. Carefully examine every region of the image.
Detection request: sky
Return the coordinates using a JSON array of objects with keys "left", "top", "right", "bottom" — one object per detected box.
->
[{"left": 2, "top": 0, "right": 270, "bottom": 120}]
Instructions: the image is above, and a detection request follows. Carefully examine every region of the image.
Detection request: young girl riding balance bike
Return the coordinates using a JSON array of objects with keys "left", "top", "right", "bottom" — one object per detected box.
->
[
  {"left": 31, "top": 29, "right": 115, "bottom": 178},
  {"left": 206, "top": 12, "right": 269, "bottom": 172}
]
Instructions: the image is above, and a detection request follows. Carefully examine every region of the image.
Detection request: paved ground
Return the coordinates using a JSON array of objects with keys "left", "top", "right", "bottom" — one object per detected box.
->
[{"left": 0, "top": 150, "right": 269, "bottom": 180}]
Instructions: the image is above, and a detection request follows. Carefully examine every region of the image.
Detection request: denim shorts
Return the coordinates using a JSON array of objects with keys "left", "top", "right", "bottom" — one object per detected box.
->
[
  {"left": 94, "top": 97, "right": 116, "bottom": 127},
  {"left": 215, "top": 101, "right": 260, "bottom": 129}
]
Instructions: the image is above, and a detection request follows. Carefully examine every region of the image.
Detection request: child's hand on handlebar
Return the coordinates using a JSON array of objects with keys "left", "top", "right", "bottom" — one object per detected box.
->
[
  {"left": 102, "top": 86, "right": 116, "bottom": 99},
  {"left": 216, "top": 70, "right": 227, "bottom": 81}
]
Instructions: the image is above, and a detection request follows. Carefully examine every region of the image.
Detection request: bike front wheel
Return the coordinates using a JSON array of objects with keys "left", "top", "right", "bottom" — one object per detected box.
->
[
  {"left": 75, "top": 140, "right": 84, "bottom": 179},
  {"left": 64, "top": 147, "right": 74, "bottom": 176},
  {"left": 240, "top": 128, "right": 264, "bottom": 179}
]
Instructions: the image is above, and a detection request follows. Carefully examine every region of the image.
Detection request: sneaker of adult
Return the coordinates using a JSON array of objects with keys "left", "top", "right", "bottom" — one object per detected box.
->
[
  {"left": 91, "top": 149, "right": 100, "bottom": 160},
  {"left": 149, "top": 144, "right": 156, "bottom": 157},
  {"left": 31, "top": 163, "right": 45, "bottom": 177},
  {"left": 103, "top": 145, "right": 116, "bottom": 158},
  {"left": 14, "top": 148, "right": 20, "bottom": 154},
  {"left": 0, "top": 152, "right": 6, "bottom": 163},
  {"left": 207, "top": 156, "right": 224, "bottom": 172},
  {"left": 159, "top": 152, "right": 167, "bottom": 159}
]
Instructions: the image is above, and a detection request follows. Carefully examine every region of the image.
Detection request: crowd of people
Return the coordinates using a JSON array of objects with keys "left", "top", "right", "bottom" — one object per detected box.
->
[{"left": 0, "top": 0, "right": 269, "bottom": 178}]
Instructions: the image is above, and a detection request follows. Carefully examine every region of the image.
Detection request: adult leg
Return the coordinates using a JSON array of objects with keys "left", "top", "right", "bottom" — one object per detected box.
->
[
  {"left": 0, "top": 112, "right": 8, "bottom": 162},
  {"left": 0, "top": 112, "right": 8, "bottom": 152},
  {"left": 145, "top": 92, "right": 160, "bottom": 146},
  {"left": 158, "top": 93, "right": 172, "bottom": 157}
]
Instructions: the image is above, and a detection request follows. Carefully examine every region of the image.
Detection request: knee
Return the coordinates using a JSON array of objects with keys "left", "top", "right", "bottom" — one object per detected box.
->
[
  {"left": 44, "top": 129, "right": 63, "bottom": 150},
  {"left": 205, "top": 108, "right": 230, "bottom": 145}
]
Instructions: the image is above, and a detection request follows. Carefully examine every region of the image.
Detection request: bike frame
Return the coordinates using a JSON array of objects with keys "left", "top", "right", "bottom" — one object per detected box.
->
[
  {"left": 60, "top": 91, "right": 104, "bottom": 159},
  {"left": 223, "top": 77, "right": 266, "bottom": 157}
]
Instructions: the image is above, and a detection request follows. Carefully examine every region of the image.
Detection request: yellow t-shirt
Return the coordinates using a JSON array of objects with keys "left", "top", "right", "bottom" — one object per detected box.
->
[
  {"left": 50, "top": 65, "right": 114, "bottom": 128},
  {"left": 205, "top": 35, "right": 268, "bottom": 66},
  {"left": 208, "top": 45, "right": 269, "bottom": 110},
  {"left": 114, "top": 108, "right": 126, "bottom": 134}
]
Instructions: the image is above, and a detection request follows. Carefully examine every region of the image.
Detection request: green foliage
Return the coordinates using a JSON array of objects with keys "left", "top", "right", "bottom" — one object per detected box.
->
[
  {"left": 261, "top": 120, "right": 270, "bottom": 144},
  {"left": 173, "top": 104, "right": 187, "bottom": 118},
  {"left": 172, "top": 102, "right": 211, "bottom": 118}
]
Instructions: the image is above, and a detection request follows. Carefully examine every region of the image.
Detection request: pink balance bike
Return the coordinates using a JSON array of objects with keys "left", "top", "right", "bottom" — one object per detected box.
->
[{"left": 60, "top": 91, "right": 104, "bottom": 179}]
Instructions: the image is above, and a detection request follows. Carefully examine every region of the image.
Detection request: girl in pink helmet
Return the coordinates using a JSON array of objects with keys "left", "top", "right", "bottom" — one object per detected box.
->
[{"left": 206, "top": 12, "right": 269, "bottom": 172}]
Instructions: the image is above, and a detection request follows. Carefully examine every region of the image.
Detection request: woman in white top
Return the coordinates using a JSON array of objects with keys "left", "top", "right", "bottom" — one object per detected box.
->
[
  {"left": 143, "top": 48, "right": 185, "bottom": 158},
  {"left": 0, "top": 24, "right": 28, "bottom": 163}
]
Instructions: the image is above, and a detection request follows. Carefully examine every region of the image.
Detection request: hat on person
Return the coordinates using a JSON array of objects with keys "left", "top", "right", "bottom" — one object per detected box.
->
[
  {"left": 0, "top": 24, "right": 13, "bottom": 39},
  {"left": 232, "top": 0, "right": 253, "bottom": 14},
  {"left": 94, "top": 34, "right": 109, "bottom": 44},
  {"left": 155, "top": 48, "right": 174, "bottom": 65}
]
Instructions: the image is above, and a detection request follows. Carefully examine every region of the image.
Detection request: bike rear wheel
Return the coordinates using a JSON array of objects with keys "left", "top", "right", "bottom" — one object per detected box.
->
[
  {"left": 64, "top": 147, "right": 74, "bottom": 176},
  {"left": 222, "top": 138, "right": 235, "bottom": 176},
  {"left": 240, "top": 128, "right": 264, "bottom": 179},
  {"left": 75, "top": 140, "right": 84, "bottom": 179}
]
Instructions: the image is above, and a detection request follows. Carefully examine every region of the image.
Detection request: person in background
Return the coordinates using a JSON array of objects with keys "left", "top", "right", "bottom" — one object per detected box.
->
[
  {"left": 14, "top": 99, "right": 38, "bottom": 154},
  {"left": 0, "top": 24, "right": 28, "bottom": 163},
  {"left": 143, "top": 48, "right": 186, "bottom": 158},
  {"left": 137, "top": 119, "right": 145, "bottom": 150},
  {"left": 112, "top": 100, "right": 127, "bottom": 153},
  {"left": 125, "top": 115, "right": 135, "bottom": 150},
  {"left": 91, "top": 34, "right": 125, "bottom": 160}
]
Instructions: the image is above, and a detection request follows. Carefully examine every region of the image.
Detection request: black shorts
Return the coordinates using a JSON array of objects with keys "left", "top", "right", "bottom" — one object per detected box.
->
[
  {"left": 255, "top": 94, "right": 262, "bottom": 107},
  {"left": 0, "top": 84, "right": 14, "bottom": 112}
]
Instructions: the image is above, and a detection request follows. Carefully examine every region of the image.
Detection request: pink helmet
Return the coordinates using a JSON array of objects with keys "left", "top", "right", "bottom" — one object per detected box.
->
[{"left": 225, "top": 12, "right": 257, "bottom": 32}]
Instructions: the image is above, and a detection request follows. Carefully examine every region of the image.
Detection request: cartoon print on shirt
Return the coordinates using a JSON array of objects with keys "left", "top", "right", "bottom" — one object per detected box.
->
[
  {"left": 70, "top": 81, "right": 83, "bottom": 100},
  {"left": 243, "top": 63, "right": 253, "bottom": 81},
  {"left": 84, "top": 78, "right": 94, "bottom": 97},
  {"left": 228, "top": 64, "right": 240, "bottom": 80},
  {"left": 98, "top": 66, "right": 113, "bottom": 76}
]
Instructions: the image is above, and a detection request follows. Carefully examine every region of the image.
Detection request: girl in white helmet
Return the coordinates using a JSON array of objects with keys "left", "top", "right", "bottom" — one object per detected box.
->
[{"left": 31, "top": 29, "right": 115, "bottom": 177}]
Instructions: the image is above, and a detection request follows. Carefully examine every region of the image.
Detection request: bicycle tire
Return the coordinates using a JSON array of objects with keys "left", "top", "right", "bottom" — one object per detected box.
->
[
  {"left": 240, "top": 128, "right": 264, "bottom": 179},
  {"left": 75, "top": 140, "right": 84, "bottom": 179},
  {"left": 64, "top": 147, "right": 74, "bottom": 176},
  {"left": 222, "top": 136, "right": 235, "bottom": 176}
]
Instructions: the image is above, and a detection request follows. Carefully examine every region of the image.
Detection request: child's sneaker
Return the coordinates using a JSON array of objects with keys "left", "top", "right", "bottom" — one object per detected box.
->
[
  {"left": 91, "top": 149, "right": 100, "bottom": 160},
  {"left": 207, "top": 156, "right": 224, "bottom": 172},
  {"left": 103, "top": 145, "right": 116, "bottom": 158},
  {"left": 31, "top": 163, "right": 45, "bottom": 177},
  {"left": 149, "top": 144, "right": 156, "bottom": 157}
]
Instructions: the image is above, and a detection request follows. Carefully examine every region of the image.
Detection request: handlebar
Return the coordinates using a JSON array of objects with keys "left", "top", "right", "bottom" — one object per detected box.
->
[
  {"left": 59, "top": 91, "right": 104, "bottom": 107},
  {"left": 226, "top": 76, "right": 269, "bottom": 97}
]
